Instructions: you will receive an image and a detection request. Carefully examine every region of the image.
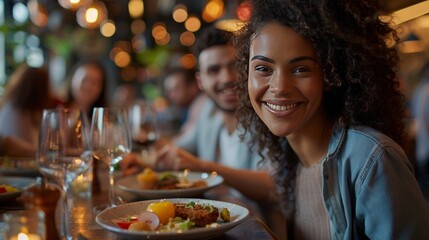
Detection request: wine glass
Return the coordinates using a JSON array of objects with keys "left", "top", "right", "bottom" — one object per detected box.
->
[
  {"left": 37, "top": 108, "right": 92, "bottom": 239},
  {"left": 91, "top": 107, "right": 131, "bottom": 210},
  {"left": 129, "top": 101, "right": 158, "bottom": 166}
]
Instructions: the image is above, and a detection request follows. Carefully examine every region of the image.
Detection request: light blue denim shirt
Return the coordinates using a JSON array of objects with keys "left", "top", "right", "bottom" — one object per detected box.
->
[{"left": 322, "top": 123, "right": 429, "bottom": 239}]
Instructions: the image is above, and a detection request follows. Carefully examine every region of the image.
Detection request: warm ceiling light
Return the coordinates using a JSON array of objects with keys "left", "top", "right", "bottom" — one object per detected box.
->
[
  {"left": 180, "top": 54, "right": 196, "bottom": 69},
  {"left": 236, "top": 1, "right": 251, "bottom": 21},
  {"left": 155, "top": 33, "right": 170, "bottom": 46},
  {"left": 386, "top": 1, "right": 429, "bottom": 25},
  {"left": 152, "top": 22, "right": 167, "bottom": 40},
  {"left": 114, "top": 51, "right": 131, "bottom": 68},
  {"left": 202, "top": 0, "right": 224, "bottom": 22},
  {"left": 58, "top": 0, "right": 92, "bottom": 11},
  {"left": 128, "top": 0, "right": 144, "bottom": 19},
  {"left": 215, "top": 19, "right": 245, "bottom": 33},
  {"left": 100, "top": 20, "right": 115, "bottom": 37},
  {"left": 414, "top": 15, "right": 429, "bottom": 28},
  {"left": 76, "top": 1, "right": 107, "bottom": 29},
  {"left": 185, "top": 16, "right": 201, "bottom": 32},
  {"left": 172, "top": 4, "right": 188, "bottom": 23},
  {"left": 180, "top": 31, "right": 195, "bottom": 46}
]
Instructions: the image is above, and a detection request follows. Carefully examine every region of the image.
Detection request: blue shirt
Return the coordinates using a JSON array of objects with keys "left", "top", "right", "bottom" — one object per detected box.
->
[{"left": 322, "top": 123, "right": 429, "bottom": 239}]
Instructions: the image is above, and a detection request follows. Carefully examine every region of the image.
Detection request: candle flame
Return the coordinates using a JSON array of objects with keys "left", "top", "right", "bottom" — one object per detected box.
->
[{"left": 18, "top": 233, "right": 29, "bottom": 240}]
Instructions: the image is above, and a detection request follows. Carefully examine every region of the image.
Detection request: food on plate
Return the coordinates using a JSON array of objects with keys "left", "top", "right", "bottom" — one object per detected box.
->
[
  {"left": 114, "top": 200, "right": 231, "bottom": 232},
  {"left": 116, "top": 216, "right": 138, "bottom": 229},
  {"left": 0, "top": 184, "right": 19, "bottom": 194},
  {"left": 174, "top": 201, "right": 219, "bottom": 227},
  {"left": 136, "top": 168, "right": 208, "bottom": 190},
  {"left": 220, "top": 207, "right": 231, "bottom": 222},
  {"left": 128, "top": 221, "right": 152, "bottom": 231},
  {"left": 137, "top": 168, "right": 158, "bottom": 189},
  {"left": 146, "top": 201, "right": 175, "bottom": 225}
]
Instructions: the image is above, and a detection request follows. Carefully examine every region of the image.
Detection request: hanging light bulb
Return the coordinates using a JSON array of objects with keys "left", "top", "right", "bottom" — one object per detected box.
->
[
  {"left": 58, "top": 0, "right": 92, "bottom": 11},
  {"left": 76, "top": 0, "right": 107, "bottom": 29}
]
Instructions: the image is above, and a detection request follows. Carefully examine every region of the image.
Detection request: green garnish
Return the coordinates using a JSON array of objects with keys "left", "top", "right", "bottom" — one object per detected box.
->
[
  {"left": 159, "top": 172, "right": 178, "bottom": 181},
  {"left": 185, "top": 201, "right": 196, "bottom": 208},
  {"left": 203, "top": 204, "right": 214, "bottom": 213}
]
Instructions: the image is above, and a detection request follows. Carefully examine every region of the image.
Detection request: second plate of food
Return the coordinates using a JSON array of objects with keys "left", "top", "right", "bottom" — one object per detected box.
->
[
  {"left": 0, "top": 176, "right": 37, "bottom": 201},
  {"left": 117, "top": 169, "right": 224, "bottom": 199}
]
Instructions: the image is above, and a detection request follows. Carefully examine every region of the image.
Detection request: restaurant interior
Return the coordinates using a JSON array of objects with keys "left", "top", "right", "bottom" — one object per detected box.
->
[
  {"left": 0, "top": 0, "right": 428, "bottom": 99},
  {"left": 0, "top": 0, "right": 429, "bottom": 239}
]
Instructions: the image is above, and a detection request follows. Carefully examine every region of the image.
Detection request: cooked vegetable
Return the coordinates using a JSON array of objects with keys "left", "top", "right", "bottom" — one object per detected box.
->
[
  {"left": 220, "top": 208, "right": 230, "bottom": 222},
  {"left": 138, "top": 211, "right": 160, "bottom": 230},
  {"left": 146, "top": 201, "right": 175, "bottom": 225},
  {"left": 128, "top": 221, "right": 151, "bottom": 231}
]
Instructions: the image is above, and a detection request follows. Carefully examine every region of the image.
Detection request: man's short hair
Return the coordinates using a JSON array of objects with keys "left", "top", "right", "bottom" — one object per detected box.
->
[{"left": 192, "top": 26, "right": 235, "bottom": 59}]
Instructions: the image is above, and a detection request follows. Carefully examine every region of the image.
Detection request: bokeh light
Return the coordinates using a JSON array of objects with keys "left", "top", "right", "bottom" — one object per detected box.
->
[
  {"left": 100, "top": 20, "right": 116, "bottom": 37},
  {"left": 131, "top": 19, "right": 146, "bottom": 34},
  {"left": 128, "top": 0, "right": 144, "bottom": 19},
  {"left": 152, "top": 22, "right": 168, "bottom": 40},
  {"left": 76, "top": 1, "right": 108, "bottom": 29},
  {"left": 27, "top": 0, "right": 48, "bottom": 27},
  {"left": 172, "top": 4, "right": 188, "bottom": 23},
  {"left": 202, "top": 0, "right": 224, "bottom": 22},
  {"left": 180, "top": 31, "right": 195, "bottom": 46},
  {"left": 58, "top": 0, "right": 92, "bottom": 11},
  {"left": 185, "top": 16, "right": 201, "bottom": 32},
  {"left": 13, "top": 2, "right": 29, "bottom": 24},
  {"left": 114, "top": 51, "right": 131, "bottom": 68},
  {"left": 180, "top": 54, "right": 196, "bottom": 69}
]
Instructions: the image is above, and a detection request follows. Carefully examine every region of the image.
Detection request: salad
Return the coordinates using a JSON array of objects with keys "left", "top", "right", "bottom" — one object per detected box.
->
[{"left": 114, "top": 200, "right": 230, "bottom": 232}]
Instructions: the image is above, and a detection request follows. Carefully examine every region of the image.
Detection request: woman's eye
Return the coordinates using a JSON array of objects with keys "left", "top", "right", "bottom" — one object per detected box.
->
[
  {"left": 255, "top": 65, "right": 272, "bottom": 73},
  {"left": 293, "top": 67, "right": 309, "bottom": 73}
]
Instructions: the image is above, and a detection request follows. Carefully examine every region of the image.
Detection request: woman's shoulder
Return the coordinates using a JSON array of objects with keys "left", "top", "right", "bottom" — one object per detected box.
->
[
  {"left": 345, "top": 125, "right": 400, "bottom": 148},
  {"left": 337, "top": 125, "right": 408, "bottom": 165}
]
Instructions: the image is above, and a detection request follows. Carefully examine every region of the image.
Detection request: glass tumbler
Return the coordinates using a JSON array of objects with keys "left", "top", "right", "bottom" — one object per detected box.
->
[{"left": 2, "top": 210, "right": 46, "bottom": 240}]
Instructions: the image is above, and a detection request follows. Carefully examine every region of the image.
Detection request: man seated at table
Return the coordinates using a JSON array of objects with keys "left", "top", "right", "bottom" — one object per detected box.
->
[{"left": 121, "top": 25, "right": 286, "bottom": 239}]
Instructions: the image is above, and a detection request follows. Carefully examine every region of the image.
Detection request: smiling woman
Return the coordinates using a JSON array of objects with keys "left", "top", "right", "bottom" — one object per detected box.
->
[{"left": 235, "top": 0, "right": 429, "bottom": 239}]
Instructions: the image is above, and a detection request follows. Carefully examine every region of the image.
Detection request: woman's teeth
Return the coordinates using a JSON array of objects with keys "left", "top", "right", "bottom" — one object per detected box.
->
[{"left": 266, "top": 102, "right": 297, "bottom": 111}]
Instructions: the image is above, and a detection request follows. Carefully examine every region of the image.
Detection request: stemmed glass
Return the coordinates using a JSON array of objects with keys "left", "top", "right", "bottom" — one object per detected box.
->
[
  {"left": 129, "top": 101, "right": 158, "bottom": 166},
  {"left": 91, "top": 107, "right": 131, "bottom": 210},
  {"left": 38, "top": 108, "right": 92, "bottom": 239}
]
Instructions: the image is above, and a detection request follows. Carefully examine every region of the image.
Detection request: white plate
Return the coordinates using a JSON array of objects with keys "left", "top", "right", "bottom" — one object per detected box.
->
[
  {"left": 0, "top": 176, "right": 37, "bottom": 201},
  {"left": 117, "top": 171, "right": 224, "bottom": 199},
  {"left": 96, "top": 198, "right": 249, "bottom": 240}
]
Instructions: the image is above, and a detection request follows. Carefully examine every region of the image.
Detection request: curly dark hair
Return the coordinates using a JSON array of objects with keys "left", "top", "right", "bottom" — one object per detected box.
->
[{"left": 235, "top": 0, "right": 405, "bottom": 217}]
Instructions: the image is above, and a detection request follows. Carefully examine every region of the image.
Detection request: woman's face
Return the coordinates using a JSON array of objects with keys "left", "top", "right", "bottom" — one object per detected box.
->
[
  {"left": 248, "top": 22, "right": 325, "bottom": 138},
  {"left": 71, "top": 65, "right": 104, "bottom": 107}
]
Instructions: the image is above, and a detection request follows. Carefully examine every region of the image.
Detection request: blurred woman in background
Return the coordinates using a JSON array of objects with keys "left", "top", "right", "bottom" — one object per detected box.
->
[
  {"left": 65, "top": 60, "right": 108, "bottom": 119},
  {"left": 0, "top": 64, "right": 60, "bottom": 148}
]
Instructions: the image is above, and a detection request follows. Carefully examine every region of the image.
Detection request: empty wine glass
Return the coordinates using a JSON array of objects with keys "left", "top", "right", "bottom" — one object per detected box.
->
[
  {"left": 37, "top": 108, "right": 92, "bottom": 239},
  {"left": 129, "top": 101, "right": 158, "bottom": 166},
  {"left": 91, "top": 108, "right": 131, "bottom": 210}
]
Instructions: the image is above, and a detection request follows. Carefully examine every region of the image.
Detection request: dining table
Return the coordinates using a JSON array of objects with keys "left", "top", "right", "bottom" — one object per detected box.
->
[{"left": 0, "top": 163, "right": 280, "bottom": 240}]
